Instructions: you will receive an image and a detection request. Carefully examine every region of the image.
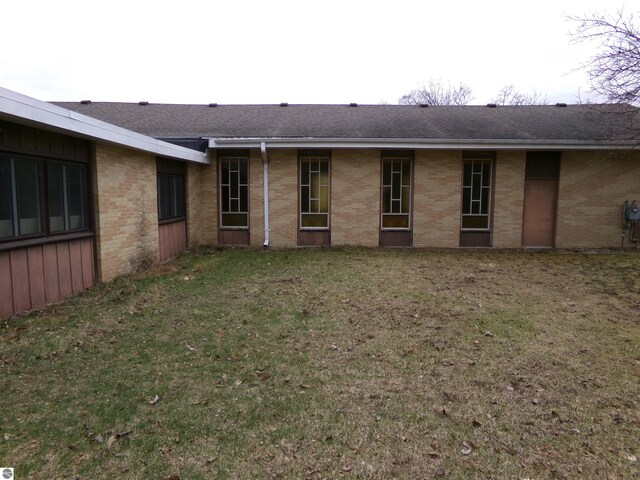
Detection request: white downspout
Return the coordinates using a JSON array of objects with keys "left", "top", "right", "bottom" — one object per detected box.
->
[{"left": 260, "top": 142, "right": 270, "bottom": 248}]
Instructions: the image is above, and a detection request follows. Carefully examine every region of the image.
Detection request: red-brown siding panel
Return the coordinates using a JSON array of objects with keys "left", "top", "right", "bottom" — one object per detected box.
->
[
  {"left": 159, "top": 220, "right": 187, "bottom": 261},
  {"left": 218, "top": 229, "right": 250, "bottom": 246},
  {"left": 380, "top": 230, "right": 413, "bottom": 247},
  {"left": 298, "top": 230, "right": 331, "bottom": 246},
  {"left": 69, "top": 240, "right": 84, "bottom": 293},
  {"left": 43, "top": 243, "right": 61, "bottom": 304},
  {"left": 80, "top": 238, "right": 95, "bottom": 289},
  {"left": 27, "top": 246, "right": 46, "bottom": 310},
  {"left": 10, "top": 249, "right": 31, "bottom": 313},
  {"left": 56, "top": 242, "right": 73, "bottom": 298},
  {"left": 0, "top": 252, "right": 14, "bottom": 318}
]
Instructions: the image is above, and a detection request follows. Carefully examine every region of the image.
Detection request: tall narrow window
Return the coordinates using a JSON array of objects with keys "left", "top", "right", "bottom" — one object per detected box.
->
[
  {"left": 220, "top": 154, "right": 249, "bottom": 228},
  {"left": 48, "top": 162, "right": 89, "bottom": 232},
  {"left": 381, "top": 153, "right": 412, "bottom": 229},
  {"left": 0, "top": 157, "right": 14, "bottom": 238},
  {"left": 157, "top": 158, "right": 186, "bottom": 222},
  {"left": 300, "top": 152, "right": 330, "bottom": 229},
  {"left": 461, "top": 157, "right": 492, "bottom": 230},
  {"left": 14, "top": 157, "right": 43, "bottom": 236}
]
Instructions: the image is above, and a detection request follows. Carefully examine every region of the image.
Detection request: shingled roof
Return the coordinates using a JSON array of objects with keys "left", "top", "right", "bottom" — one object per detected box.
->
[{"left": 52, "top": 102, "right": 639, "bottom": 146}]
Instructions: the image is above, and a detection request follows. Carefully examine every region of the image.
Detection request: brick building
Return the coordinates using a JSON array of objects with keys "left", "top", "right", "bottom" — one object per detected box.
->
[{"left": 1, "top": 87, "right": 639, "bottom": 316}]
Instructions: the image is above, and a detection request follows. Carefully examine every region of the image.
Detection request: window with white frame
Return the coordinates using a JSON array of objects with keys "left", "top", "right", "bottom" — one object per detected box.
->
[
  {"left": 219, "top": 154, "right": 249, "bottom": 228},
  {"left": 300, "top": 152, "right": 330, "bottom": 229},
  {"left": 461, "top": 157, "right": 492, "bottom": 230},
  {"left": 381, "top": 153, "right": 412, "bottom": 229}
]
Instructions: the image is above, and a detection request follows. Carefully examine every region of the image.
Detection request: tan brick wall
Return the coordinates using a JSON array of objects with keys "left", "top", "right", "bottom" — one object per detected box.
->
[
  {"left": 184, "top": 147, "right": 640, "bottom": 251},
  {"left": 413, "top": 150, "right": 462, "bottom": 247},
  {"left": 493, "top": 151, "right": 526, "bottom": 248},
  {"left": 249, "top": 149, "right": 265, "bottom": 247},
  {"left": 186, "top": 159, "right": 217, "bottom": 247},
  {"left": 556, "top": 150, "right": 640, "bottom": 248},
  {"left": 332, "top": 149, "right": 380, "bottom": 246},
  {"left": 93, "top": 142, "right": 159, "bottom": 281},
  {"left": 265, "top": 149, "right": 298, "bottom": 247}
]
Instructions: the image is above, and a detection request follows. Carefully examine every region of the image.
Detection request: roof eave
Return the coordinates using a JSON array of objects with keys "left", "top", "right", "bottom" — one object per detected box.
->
[
  {"left": 207, "top": 137, "right": 638, "bottom": 151},
  {"left": 0, "top": 87, "right": 209, "bottom": 164}
]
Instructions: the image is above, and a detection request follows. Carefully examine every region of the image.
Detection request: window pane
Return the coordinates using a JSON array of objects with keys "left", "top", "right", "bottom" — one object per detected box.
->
[
  {"left": 473, "top": 161, "right": 482, "bottom": 173},
  {"left": 472, "top": 174, "right": 481, "bottom": 200},
  {"left": 319, "top": 186, "right": 329, "bottom": 213},
  {"left": 15, "top": 158, "right": 42, "bottom": 236},
  {"left": 301, "top": 214, "right": 328, "bottom": 228},
  {"left": 230, "top": 171, "right": 238, "bottom": 198},
  {"left": 231, "top": 199, "right": 239, "bottom": 212},
  {"left": 238, "top": 164, "right": 248, "bottom": 212},
  {"left": 301, "top": 161, "right": 309, "bottom": 185},
  {"left": 158, "top": 173, "right": 185, "bottom": 221},
  {"left": 382, "top": 186, "right": 391, "bottom": 214},
  {"left": 174, "top": 177, "right": 185, "bottom": 218},
  {"left": 157, "top": 175, "right": 170, "bottom": 220},
  {"left": 481, "top": 188, "right": 490, "bottom": 215},
  {"left": 311, "top": 171, "right": 320, "bottom": 199},
  {"left": 402, "top": 186, "right": 410, "bottom": 213},
  {"left": 0, "top": 157, "right": 13, "bottom": 238},
  {"left": 66, "top": 164, "right": 86, "bottom": 229},
  {"left": 239, "top": 159, "right": 248, "bottom": 185},
  {"left": 402, "top": 160, "right": 411, "bottom": 186},
  {"left": 463, "top": 162, "right": 472, "bottom": 187},
  {"left": 392, "top": 171, "right": 401, "bottom": 199},
  {"left": 222, "top": 213, "right": 248, "bottom": 227},
  {"left": 382, "top": 215, "right": 409, "bottom": 228},
  {"left": 301, "top": 186, "right": 310, "bottom": 213},
  {"left": 311, "top": 199, "right": 319, "bottom": 212},
  {"left": 320, "top": 160, "right": 329, "bottom": 179},
  {"left": 462, "top": 187, "right": 471, "bottom": 214},
  {"left": 482, "top": 162, "right": 492, "bottom": 186},
  {"left": 239, "top": 186, "right": 248, "bottom": 212},
  {"left": 472, "top": 201, "right": 480, "bottom": 214},
  {"left": 382, "top": 161, "right": 391, "bottom": 185},
  {"left": 462, "top": 215, "right": 489, "bottom": 229},
  {"left": 221, "top": 186, "right": 230, "bottom": 212},
  {"left": 221, "top": 160, "right": 230, "bottom": 185},
  {"left": 48, "top": 163, "right": 65, "bottom": 232}
]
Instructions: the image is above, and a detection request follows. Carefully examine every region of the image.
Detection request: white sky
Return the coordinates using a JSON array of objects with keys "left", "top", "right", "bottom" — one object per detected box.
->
[{"left": 1, "top": 0, "right": 634, "bottom": 105}]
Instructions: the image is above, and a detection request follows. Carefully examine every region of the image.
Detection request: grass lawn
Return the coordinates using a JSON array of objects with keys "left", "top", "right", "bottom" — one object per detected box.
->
[{"left": 1, "top": 248, "right": 639, "bottom": 479}]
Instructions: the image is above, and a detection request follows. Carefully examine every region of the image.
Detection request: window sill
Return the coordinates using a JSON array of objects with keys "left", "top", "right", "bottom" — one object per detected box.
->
[
  {"left": 0, "top": 231, "right": 94, "bottom": 252},
  {"left": 158, "top": 217, "right": 186, "bottom": 226}
]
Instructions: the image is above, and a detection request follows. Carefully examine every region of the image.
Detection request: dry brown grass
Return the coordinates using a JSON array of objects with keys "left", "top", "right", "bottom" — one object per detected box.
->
[{"left": 1, "top": 248, "right": 639, "bottom": 479}]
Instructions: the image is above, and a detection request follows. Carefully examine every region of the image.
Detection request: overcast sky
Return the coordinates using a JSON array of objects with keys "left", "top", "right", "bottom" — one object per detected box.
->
[{"left": 1, "top": 0, "right": 634, "bottom": 105}]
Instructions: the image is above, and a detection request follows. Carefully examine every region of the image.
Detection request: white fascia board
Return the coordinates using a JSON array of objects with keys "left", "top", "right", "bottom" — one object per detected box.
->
[
  {"left": 0, "top": 87, "right": 209, "bottom": 164},
  {"left": 208, "top": 137, "right": 637, "bottom": 151}
]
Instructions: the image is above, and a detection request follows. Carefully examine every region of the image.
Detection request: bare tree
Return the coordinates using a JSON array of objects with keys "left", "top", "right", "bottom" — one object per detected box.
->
[
  {"left": 399, "top": 79, "right": 474, "bottom": 105},
  {"left": 570, "top": 10, "right": 640, "bottom": 104},
  {"left": 492, "top": 85, "right": 548, "bottom": 105}
]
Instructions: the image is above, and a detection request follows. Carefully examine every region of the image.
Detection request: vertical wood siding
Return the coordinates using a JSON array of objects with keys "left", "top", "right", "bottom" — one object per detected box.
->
[
  {"left": 298, "top": 230, "right": 331, "bottom": 246},
  {"left": 158, "top": 220, "right": 187, "bottom": 262},
  {"left": 379, "top": 230, "right": 413, "bottom": 247},
  {"left": 0, "top": 237, "right": 95, "bottom": 318},
  {"left": 459, "top": 231, "right": 492, "bottom": 247},
  {"left": 218, "top": 229, "right": 250, "bottom": 246}
]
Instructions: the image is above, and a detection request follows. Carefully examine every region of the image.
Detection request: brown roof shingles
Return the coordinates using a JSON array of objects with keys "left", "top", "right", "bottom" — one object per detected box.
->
[{"left": 52, "top": 102, "right": 639, "bottom": 143}]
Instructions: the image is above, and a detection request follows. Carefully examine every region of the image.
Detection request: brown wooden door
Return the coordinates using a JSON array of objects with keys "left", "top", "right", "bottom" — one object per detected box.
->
[{"left": 522, "top": 179, "right": 557, "bottom": 247}]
